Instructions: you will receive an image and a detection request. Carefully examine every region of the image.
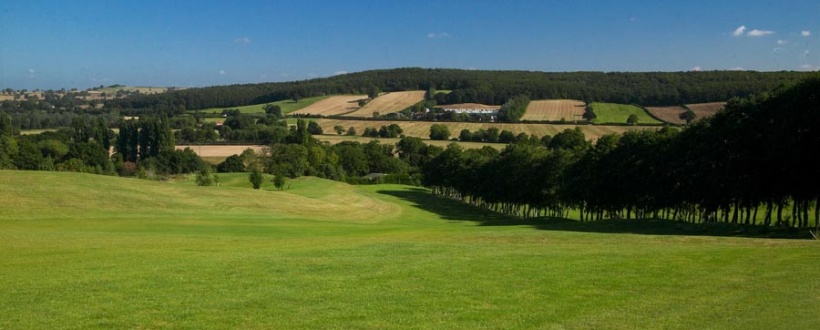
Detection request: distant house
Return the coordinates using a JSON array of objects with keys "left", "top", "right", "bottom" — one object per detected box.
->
[{"left": 441, "top": 103, "right": 500, "bottom": 115}]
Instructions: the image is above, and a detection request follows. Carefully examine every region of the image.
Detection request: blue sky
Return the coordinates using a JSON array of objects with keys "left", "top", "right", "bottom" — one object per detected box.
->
[{"left": 1, "top": 0, "right": 818, "bottom": 90}]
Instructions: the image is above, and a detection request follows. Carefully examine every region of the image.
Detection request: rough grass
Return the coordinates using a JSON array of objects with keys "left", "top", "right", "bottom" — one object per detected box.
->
[
  {"left": 590, "top": 103, "right": 662, "bottom": 125},
  {"left": 684, "top": 102, "right": 726, "bottom": 121},
  {"left": 1, "top": 171, "right": 817, "bottom": 329},
  {"left": 196, "top": 96, "right": 329, "bottom": 115},
  {"left": 646, "top": 106, "right": 688, "bottom": 125}
]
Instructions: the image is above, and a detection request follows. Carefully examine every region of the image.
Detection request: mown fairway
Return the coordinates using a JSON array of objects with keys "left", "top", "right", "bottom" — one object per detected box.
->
[
  {"left": 522, "top": 99, "right": 586, "bottom": 121},
  {"left": 590, "top": 103, "right": 662, "bottom": 125},
  {"left": 315, "top": 119, "right": 653, "bottom": 141},
  {"left": 1, "top": 171, "right": 817, "bottom": 329},
  {"left": 343, "top": 91, "right": 425, "bottom": 118}
]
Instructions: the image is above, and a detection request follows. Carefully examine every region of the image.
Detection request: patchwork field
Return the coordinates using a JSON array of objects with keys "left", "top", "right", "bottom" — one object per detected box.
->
[
  {"left": 197, "top": 96, "right": 329, "bottom": 114},
  {"left": 590, "top": 103, "right": 662, "bottom": 125},
  {"left": 646, "top": 106, "right": 688, "bottom": 124},
  {"left": 685, "top": 102, "right": 726, "bottom": 120},
  {"left": 343, "top": 91, "right": 425, "bottom": 118},
  {"left": 315, "top": 119, "right": 653, "bottom": 141},
  {"left": 291, "top": 95, "right": 367, "bottom": 116},
  {"left": 1, "top": 171, "right": 817, "bottom": 329},
  {"left": 522, "top": 99, "right": 586, "bottom": 121},
  {"left": 314, "top": 135, "right": 504, "bottom": 150}
]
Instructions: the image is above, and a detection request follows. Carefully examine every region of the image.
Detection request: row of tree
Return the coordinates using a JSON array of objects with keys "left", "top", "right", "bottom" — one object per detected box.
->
[{"left": 419, "top": 76, "right": 820, "bottom": 228}]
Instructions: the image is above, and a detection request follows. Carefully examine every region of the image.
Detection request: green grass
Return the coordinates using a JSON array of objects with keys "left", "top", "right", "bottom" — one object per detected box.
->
[
  {"left": 1, "top": 171, "right": 817, "bottom": 329},
  {"left": 591, "top": 102, "right": 662, "bottom": 125},
  {"left": 195, "top": 96, "right": 329, "bottom": 115}
]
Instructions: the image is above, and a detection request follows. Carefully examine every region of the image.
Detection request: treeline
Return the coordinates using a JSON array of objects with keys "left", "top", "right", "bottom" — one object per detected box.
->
[
  {"left": 107, "top": 68, "right": 814, "bottom": 114},
  {"left": 420, "top": 75, "right": 820, "bottom": 228}
]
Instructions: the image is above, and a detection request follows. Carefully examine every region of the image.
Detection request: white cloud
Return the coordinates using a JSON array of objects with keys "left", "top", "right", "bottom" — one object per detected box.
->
[
  {"left": 801, "top": 64, "right": 815, "bottom": 70},
  {"left": 28, "top": 69, "right": 35, "bottom": 74},
  {"left": 732, "top": 25, "right": 747, "bottom": 37},
  {"left": 729, "top": 66, "right": 744, "bottom": 71},
  {"left": 427, "top": 32, "right": 451, "bottom": 39},
  {"left": 801, "top": 31, "right": 811, "bottom": 37},
  {"left": 218, "top": 70, "right": 226, "bottom": 75},
  {"left": 333, "top": 71, "right": 348, "bottom": 76},
  {"left": 747, "top": 29, "right": 774, "bottom": 37},
  {"left": 777, "top": 39, "right": 787, "bottom": 45},
  {"left": 234, "top": 37, "right": 251, "bottom": 44},
  {"left": 691, "top": 66, "right": 702, "bottom": 71}
]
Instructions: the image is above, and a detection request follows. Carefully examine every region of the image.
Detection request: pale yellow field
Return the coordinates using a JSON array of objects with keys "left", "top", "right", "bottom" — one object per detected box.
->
[
  {"left": 646, "top": 106, "right": 687, "bottom": 124},
  {"left": 290, "top": 95, "right": 367, "bottom": 116},
  {"left": 176, "top": 145, "right": 265, "bottom": 157},
  {"left": 314, "top": 135, "right": 504, "bottom": 149},
  {"left": 315, "top": 119, "right": 654, "bottom": 141},
  {"left": 522, "top": 99, "right": 586, "bottom": 121},
  {"left": 343, "top": 91, "right": 425, "bottom": 118},
  {"left": 685, "top": 102, "right": 725, "bottom": 120}
]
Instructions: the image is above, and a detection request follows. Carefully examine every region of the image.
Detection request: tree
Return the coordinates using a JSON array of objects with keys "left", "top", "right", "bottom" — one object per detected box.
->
[
  {"left": 334, "top": 125, "right": 345, "bottom": 135},
  {"left": 429, "top": 124, "right": 450, "bottom": 140},
  {"left": 346, "top": 127, "right": 357, "bottom": 136},
  {"left": 195, "top": 167, "right": 214, "bottom": 186},
  {"left": 273, "top": 174, "right": 286, "bottom": 190},
  {"left": 627, "top": 114, "right": 639, "bottom": 125},
  {"left": 249, "top": 168, "right": 264, "bottom": 189},
  {"left": 263, "top": 104, "right": 283, "bottom": 118},
  {"left": 307, "top": 121, "right": 323, "bottom": 135},
  {"left": 680, "top": 109, "right": 697, "bottom": 124}
]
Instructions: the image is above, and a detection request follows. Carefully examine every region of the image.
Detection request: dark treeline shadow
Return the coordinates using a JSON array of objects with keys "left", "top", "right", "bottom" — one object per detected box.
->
[{"left": 377, "top": 188, "right": 812, "bottom": 240}]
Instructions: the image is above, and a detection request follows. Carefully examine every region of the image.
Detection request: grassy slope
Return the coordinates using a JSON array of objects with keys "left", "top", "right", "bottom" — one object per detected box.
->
[
  {"left": 1, "top": 171, "right": 817, "bottom": 329},
  {"left": 196, "top": 96, "right": 329, "bottom": 114},
  {"left": 591, "top": 102, "right": 662, "bottom": 125}
]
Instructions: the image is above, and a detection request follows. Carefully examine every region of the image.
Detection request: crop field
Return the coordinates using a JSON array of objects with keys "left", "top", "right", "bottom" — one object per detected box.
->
[
  {"left": 314, "top": 135, "right": 504, "bottom": 149},
  {"left": 590, "top": 103, "right": 662, "bottom": 125},
  {"left": 1, "top": 171, "right": 817, "bottom": 329},
  {"left": 197, "top": 96, "right": 329, "bottom": 115},
  {"left": 176, "top": 145, "right": 265, "bottom": 158},
  {"left": 343, "top": 91, "right": 425, "bottom": 118},
  {"left": 685, "top": 102, "right": 726, "bottom": 120},
  {"left": 522, "top": 99, "right": 586, "bottom": 121},
  {"left": 290, "top": 95, "right": 367, "bottom": 116},
  {"left": 315, "top": 119, "right": 653, "bottom": 141},
  {"left": 95, "top": 86, "right": 171, "bottom": 94},
  {"left": 645, "top": 106, "right": 688, "bottom": 124}
]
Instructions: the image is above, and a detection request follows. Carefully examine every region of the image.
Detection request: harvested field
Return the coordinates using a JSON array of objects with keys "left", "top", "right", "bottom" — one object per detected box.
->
[
  {"left": 522, "top": 99, "right": 586, "bottom": 121},
  {"left": 291, "top": 95, "right": 367, "bottom": 116},
  {"left": 685, "top": 102, "right": 725, "bottom": 120},
  {"left": 343, "top": 91, "right": 425, "bottom": 118},
  {"left": 315, "top": 119, "right": 654, "bottom": 141},
  {"left": 315, "top": 135, "right": 504, "bottom": 150},
  {"left": 646, "top": 106, "right": 688, "bottom": 125},
  {"left": 176, "top": 145, "right": 265, "bottom": 158}
]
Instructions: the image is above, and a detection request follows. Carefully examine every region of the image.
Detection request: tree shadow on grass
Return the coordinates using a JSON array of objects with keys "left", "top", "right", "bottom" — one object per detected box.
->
[{"left": 377, "top": 188, "right": 812, "bottom": 240}]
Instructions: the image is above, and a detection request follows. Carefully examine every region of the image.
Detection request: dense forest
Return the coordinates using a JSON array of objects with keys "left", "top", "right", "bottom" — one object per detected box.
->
[{"left": 107, "top": 69, "right": 814, "bottom": 114}]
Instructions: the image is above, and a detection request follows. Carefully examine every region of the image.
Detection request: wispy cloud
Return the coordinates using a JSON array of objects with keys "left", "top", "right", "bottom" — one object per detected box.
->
[
  {"left": 427, "top": 32, "right": 451, "bottom": 39},
  {"left": 732, "top": 25, "right": 747, "bottom": 37},
  {"left": 333, "top": 71, "right": 348, "bottom": 76},
  {"left": 729, "top": 66, "right": 744, "bottom": 71},
  {"left": 691, "top": 66, "right": 702, "bottom": 71},
  {"left": 234, "top": 37, "right": 251, "bottom": 44},
  {"left": 732, "top": 25, "right": 774, "bottom": 37},
  {"left": 219, "top": 70, "right": 226, "bottom": 75},
  {"left": 801, "top": 30, "right": 812, "bottom": 37},
  {"left": 801, "top": 64, "right": 815, "bottom": 70},
  {"left": 777, "top": 39, "right": 788, "bottom": 45},
  {"left": 747, "top": 29, "right": 774, "bottom": 37}
]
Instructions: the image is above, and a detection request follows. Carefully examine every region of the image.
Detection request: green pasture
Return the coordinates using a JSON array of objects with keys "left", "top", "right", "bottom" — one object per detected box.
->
[
  {"left": 195, "top": 96, "right": 329, "bottom": 115},
  {"left": 591, "top": 102, "right": 662, "bottom": 125},
  {"left": 0, "top": 171, "right": 817, "bottom": 329}
]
